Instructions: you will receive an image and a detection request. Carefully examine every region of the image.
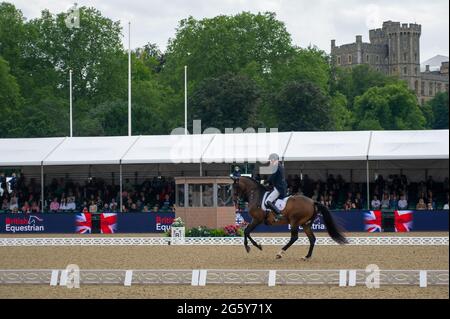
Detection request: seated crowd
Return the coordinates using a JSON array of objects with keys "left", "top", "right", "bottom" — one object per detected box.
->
[
  {"left": 0, "top": 173, "right": 175, "bottom": 214},
  {"left": 0, "top": 172, "right": 448, "bottom": 213}
]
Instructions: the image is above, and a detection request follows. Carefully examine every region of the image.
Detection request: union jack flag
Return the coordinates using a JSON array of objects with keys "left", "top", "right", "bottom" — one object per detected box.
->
[
  {"left": 394, "top": 210, "right": 413, "bottom": 232},
  {"left": 365, "top": 210, "right": 382, "bottom": 232},
  {"left": 100, "top": 213, "right": 117, "bottom": 234},
  {"left": 75, "top": 213, "right": 92, "bottom": 234}
]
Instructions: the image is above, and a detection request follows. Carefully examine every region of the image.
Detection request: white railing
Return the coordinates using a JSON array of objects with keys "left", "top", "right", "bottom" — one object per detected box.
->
[
  {"left": 0, "top": 269, "right": 447, "bottom": 287},
  {"left": 0, "top": 236, "right": 447, "bottom": 247}
]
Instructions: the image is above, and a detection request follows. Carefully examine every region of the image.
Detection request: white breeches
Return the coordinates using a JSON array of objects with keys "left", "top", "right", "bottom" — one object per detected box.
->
[{"left": 266, "top": 188, "right": 280, "bottom": 203}]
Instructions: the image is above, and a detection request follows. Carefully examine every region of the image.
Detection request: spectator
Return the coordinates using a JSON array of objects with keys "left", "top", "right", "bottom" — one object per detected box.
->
[
  {"left": 443, "top": 193, "right": 449, "bottom": 210},
  {"left": 427, "top": 191, "right": 436, "bottom": 210},
  {"left": 9, "top": 195, "right": 19, "bottom": 210},
  {"left": 343, "top": 199, "right": 354, "bottom": 211},
  {"left": 31, "top": 201, "right": 40, "bottom": 213},
  {"left": 102, "top": 203, "right": 111, "bottom": 214},
  {"left": 142, "top": 205, "right": 150, "bottom": 212},
  {"left": 89, "top": 201, "right": 98, "bottom": 213},
  {"left": 0, "top": 172, "right": 6, "bottom": 196},
  {"left": 110, "top": 198, "right": 118, "bottom": 212},
  {"left": 232, "top": 166, "right": 241, "bottom": 178},
  {"left": 354, "top": 193, "right": 364, "bottom": 209},
  {"left": 325, "top": 194, "right": 333, "bottom": 209},
  {"left": 398, "top": 195, "right": 408, "bottom": 210},
  {"left": 381, "top": 193, "right": 390, "bottom": 209},
  {"left": 49, "top": 197, "right": 60, "bottom": 212},
  {"left": 371, "top": 195, "right": 381, "bottom": 210},
  {"left": 427, "top": 202, "right": 434, "bottom": 210},
  {"left": 161, "top": 194, "right": 173, "bottom": 210},
  {"left": 129, "top": 203, "right": 139, "bottom": 212},
  {"left": 59, "top": 196, "right": 67, "bottom": 211},
  {"left": 21, "top": 201, "right": 31, "bottom": 213},
  {"left": 9, "top": 173, "right": 17, "bottom": 193},
  {"left": 66, "top": 196, "right": 76, "bottom": 210},
  {"left": 2, "top": 198, "right": 9, "bottom": 211},
  {"left": 390, "top": 193, "right": 398, "bottom": 210},
  {"left": 312, "top": 189, "right": 320, "bottom": 202},
  {"left": 319, "top": 195, "right": 326, "bottom": 206},
  {"left": 416, "top": 198, "right": 427, "bottom": 210}
]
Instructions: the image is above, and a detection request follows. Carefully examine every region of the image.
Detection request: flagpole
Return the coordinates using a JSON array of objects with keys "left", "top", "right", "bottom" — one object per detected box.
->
[
  {"left": 69, "top": 69, "right": 73, "bottom": 137},
  {"left": 184, "top": 65, "right": 187, "bottom": 135},
  {"left": 128, "top": 21, "right": 132, "bottom": 136}
]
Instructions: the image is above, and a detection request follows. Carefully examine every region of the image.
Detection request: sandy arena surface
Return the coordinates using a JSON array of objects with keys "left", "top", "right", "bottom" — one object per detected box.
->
[{"left": 0, "top": 232, "right": 448, "bottom": 299}]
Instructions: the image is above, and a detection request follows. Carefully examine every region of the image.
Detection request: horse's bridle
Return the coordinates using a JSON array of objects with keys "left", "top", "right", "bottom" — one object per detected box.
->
[{"left": 232, "top": 177, "right": 240, "bottom": 205}]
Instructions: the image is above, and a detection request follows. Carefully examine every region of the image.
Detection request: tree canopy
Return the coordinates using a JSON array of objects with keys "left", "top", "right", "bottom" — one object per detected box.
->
[{"left": 0, "top": 2, "right": 446, "bottom": 138}]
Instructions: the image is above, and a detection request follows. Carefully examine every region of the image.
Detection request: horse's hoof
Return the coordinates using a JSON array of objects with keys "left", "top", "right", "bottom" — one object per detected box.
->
[
  {"left": 301, "top": 256, "right": 311, "bottom": 261},
  {"left": 256, "top": 244, "right": 263, "bottom": 251},
  {"left": 245, "top": 245, "right": 251, "bottom": 253},
  {"left": 276, "top": 250, "right": 284, "bottom": 259}
]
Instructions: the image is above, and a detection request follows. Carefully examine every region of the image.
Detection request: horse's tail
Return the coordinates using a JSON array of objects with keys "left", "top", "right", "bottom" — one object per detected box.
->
[{"left": 315, "top": 202, "right": 348, "bottom": 245}]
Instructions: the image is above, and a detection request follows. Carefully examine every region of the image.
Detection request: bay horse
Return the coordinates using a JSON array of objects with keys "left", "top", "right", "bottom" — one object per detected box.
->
[{"left": 232, "top": 176, "right": 347, "bottom": 260}]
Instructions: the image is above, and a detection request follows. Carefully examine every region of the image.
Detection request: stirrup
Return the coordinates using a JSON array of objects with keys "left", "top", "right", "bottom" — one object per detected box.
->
[{"left": 273, "top": 212, "right": 283, "bottom": 221}]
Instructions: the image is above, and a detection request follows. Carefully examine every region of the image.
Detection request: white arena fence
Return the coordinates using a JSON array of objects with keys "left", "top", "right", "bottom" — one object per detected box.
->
[
  {"left": 0, "top": 269, "right": 447, "bottom": 287},
  {"left": 0, "top": 236, "right": 448, "bottom": 246}
]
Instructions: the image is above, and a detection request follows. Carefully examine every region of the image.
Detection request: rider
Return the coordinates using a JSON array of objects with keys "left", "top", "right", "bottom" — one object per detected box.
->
[{"left": 265, "top": 153, "right": 287, "bottom": 221}]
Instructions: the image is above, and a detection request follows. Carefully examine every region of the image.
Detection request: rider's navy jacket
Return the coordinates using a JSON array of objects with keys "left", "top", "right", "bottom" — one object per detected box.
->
[{"left": 267, "top": 163, "right": 287, "bottom": 197}]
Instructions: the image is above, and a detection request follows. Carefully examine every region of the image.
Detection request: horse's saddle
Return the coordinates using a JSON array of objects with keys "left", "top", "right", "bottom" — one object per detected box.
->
[{"left": 261, "top": 192, "right": 291, "bottom": 211}]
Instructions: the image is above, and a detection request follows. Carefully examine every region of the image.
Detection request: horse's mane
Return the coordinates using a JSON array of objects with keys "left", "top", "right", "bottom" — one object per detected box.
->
[{"left": 239, "top": 176, "right": 267, "bottom": 193}]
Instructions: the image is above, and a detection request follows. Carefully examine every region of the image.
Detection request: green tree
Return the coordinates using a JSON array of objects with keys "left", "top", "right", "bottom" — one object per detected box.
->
[
  {"left": 330, "top": 92, "right": 354, "bottom": 130},
  {"left": 189, "top": 73, "right": 261, "bottom": 131},
  {"left": 427, "top": 92, "right": 449, "bottom": 129},
  {"left": 0, "top": 3, "right": 26, "bottom": 76},
  {"left": 18, "top": 96, "right": 69, "bottom": 137},
  {"left": 354, "top": 83, "right": 426, "bottom": 130},
  {"left": 271, "top": 46, "right": 330, "bottom": 93},
  {"left": 23, "top": 6, "right": 124, "bottom": 104},
  {"left": 0, "top": 56, "right": 22, "bottom": 137},
  {"left": 332, "top": 64, "right": 398, "bottom": 108},
  {"left": 162, "top": 12, "right": 293, "bottom": 92},
  {"left": 275, "top": 81, "right": 334, "bottom": 131}
]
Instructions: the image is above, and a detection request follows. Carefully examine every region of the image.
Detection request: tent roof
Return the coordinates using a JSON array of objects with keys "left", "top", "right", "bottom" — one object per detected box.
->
[
  {"left": 0, "top": 137, "right": 65, "bottom": 166},
  {"left": 0, "top": 130, "right": 448, "bottom": 166},
  {"left": 201, "top": 132, "right": 292, "bottom": 163},
  {"left": 368, "top": 130, "right": 449, "bottom": 160},
  {"left": 43, "top": 136, "right": 138, "bottom": 165},
  {"left": 121, "top": 134, "right": 214, "bottom": 164},
  {"left": 283, "top": 131, "right": 371, "bottom": 161}
]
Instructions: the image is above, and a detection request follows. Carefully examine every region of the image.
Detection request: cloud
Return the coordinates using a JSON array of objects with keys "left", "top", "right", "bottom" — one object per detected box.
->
[{"left": 10, "top": 0, "right": 449, "bottom": 60}]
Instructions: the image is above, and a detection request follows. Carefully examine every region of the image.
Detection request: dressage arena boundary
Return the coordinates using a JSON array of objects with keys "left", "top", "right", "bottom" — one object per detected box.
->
[
  {"left": 0, "top": 236, "right": 448, "bottom": 246},
  {"left": 0, "top": 269, "right": 448, "bottom": 287}
]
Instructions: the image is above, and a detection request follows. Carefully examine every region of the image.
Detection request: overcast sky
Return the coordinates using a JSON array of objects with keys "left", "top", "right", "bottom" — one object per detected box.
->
[{"left": 10, "top": 0, "right": 449, "bottom": 62}]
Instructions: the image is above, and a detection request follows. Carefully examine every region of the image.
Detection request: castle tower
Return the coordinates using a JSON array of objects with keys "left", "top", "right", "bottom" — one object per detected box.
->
[{"left": 382, "top": 21, "right": 421, "bottom": 95}]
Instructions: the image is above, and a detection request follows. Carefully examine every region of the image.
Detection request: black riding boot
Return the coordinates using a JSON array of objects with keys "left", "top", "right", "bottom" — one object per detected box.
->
[{"left": 266, "top": 201, "right": 283, "bottom": 221}]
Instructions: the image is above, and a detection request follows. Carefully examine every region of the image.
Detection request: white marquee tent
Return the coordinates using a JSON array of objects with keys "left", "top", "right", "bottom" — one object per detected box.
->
[
  {"left": 1, "top": 130, "right": 447, "bottom": 166},
  {"left": 1, "top": 130, "right": 448, "bottom": 210}
]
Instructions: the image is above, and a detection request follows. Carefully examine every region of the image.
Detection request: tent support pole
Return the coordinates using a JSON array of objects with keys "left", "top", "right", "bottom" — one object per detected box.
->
[
  {"left": 120, "top": 162, "right": 123, "bottom": 212},
  {"left": 366, "top": 159, "right": 370, "bottom": 210},
  {"left": 41, "top": 163, "right": 44, "bottom": 212}
]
